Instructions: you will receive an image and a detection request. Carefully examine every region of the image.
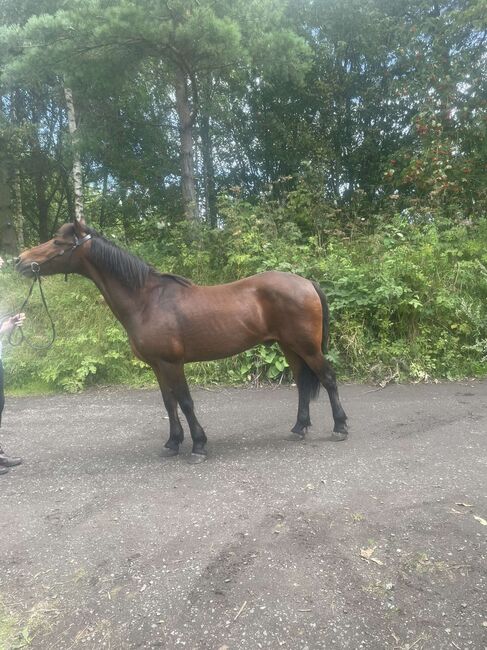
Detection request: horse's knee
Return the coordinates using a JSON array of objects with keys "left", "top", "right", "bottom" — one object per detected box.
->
[{"left": 177, "top": 394, "right": 194, "bottom": 416}]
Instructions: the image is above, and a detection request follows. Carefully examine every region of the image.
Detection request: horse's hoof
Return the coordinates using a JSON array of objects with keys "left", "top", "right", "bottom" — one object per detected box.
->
[
  {"left": 187, "top": 453, "right": 207, "bottom": 465},
  {"left": 161, "top": 447, "right": 179, "bottom": 458},
  {"left": 284, "top": 432, "right": 306, "bottom": 442},
  {"left": 332, "top": 431, "right": 348, "bottom": 442}
]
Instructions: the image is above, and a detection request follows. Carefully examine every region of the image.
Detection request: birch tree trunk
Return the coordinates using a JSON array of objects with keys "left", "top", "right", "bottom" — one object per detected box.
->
[
  {"left": 99, "top": 168, "right": 108, "bottom": 230},
  {"left": 11, "top": 91, "right": 24, "bottom": 250},
  {"left": 64, "top": 86, "right": 84, "bottom": 222},
  {"left": 174, "top": 68, "right": 198, "bottom": 221}
]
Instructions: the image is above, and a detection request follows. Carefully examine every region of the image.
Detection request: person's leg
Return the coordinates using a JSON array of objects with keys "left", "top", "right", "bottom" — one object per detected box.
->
[
  {"left": 0, "top": 360, "right": 22, "bottom": 470},
  {"left": 0, "top": 359, "right": 5, "bottom": 429},
  {"left": 0, "top": 360, "right": 8, "bottom": 473}
]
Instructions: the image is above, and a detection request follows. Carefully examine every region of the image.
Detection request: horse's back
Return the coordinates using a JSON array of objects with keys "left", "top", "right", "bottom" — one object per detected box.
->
[{"left": 195, "top": 270, "right": 314, "bottom": 297}]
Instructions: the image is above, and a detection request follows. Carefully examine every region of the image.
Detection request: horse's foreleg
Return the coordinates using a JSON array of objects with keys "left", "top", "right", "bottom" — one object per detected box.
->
[
  {"left": 161, "top": 362, "right": 208, "bottom": 463},
  {"left": 161, "top": 387, "right": 185, "bottom": 456},
  {"left": 153, "top": 365, "right": 184, "bottom": 457}
]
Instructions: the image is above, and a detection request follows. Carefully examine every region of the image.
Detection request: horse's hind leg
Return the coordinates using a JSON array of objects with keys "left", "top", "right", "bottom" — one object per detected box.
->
[
  {"left": 280, "top": 345, "right": 312, "bottom": 438},
  {"left": 303, "top": 352, "right": 348, "bottom": 440}
]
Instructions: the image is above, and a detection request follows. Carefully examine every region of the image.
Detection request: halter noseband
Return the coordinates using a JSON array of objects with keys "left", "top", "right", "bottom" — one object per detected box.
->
[{"left": 30, "top": 232, "right": 93, "bottom": 277}]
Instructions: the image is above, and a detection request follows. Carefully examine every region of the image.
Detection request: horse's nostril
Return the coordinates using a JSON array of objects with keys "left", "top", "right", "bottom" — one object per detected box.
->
[{"left": 14, "top": 257, "right": 20, "bottom": 264}]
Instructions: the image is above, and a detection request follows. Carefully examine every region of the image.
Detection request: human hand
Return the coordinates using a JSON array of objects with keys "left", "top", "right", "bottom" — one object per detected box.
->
[
  {"left": 0, "top": 313, "right": 26, "bottom": 336},
  {"left": 13, "top": 313, "right": 26, "bottom": 327}
]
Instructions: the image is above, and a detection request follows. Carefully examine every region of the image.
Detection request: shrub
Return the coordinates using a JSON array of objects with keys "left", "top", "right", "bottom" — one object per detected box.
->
[{"left": 1, "top": 203, "right": 486, "bottom": 394}]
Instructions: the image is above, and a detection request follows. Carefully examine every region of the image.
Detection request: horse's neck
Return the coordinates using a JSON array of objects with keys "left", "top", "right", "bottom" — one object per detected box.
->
[{"left": 79, "top": 261, "right": 146, "bottom": 328}]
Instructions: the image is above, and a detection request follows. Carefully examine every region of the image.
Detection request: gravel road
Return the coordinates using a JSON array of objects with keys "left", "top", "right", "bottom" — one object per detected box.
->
[{"left": 1, "top": 381, "right": 486, "bottom": 649}]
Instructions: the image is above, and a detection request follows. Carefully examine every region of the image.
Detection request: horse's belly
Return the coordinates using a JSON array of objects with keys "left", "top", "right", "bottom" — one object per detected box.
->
[
  {"left": 185, "top": 333, "right": 264, "bottom": 362},
  {"left": 182, "top": 319, "right": 267, "bottom": 362}
]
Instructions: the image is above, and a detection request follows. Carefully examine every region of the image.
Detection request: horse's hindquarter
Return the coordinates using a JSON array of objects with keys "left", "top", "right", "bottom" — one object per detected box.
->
[{"left": 179, "top": 272, "right": 322, "bottom": 362}]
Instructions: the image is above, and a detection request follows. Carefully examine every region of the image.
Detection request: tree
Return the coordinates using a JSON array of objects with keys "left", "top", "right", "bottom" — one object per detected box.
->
[
  {"left": 63, "top": 86, "right": 84, "bottom": 222},
  {"left": 1, "top": 0, "right": 311, "bottom": 223},
  {"left": 381, "top": 0, "right": 487, "bottom": 216},
  {"left": 1, "top": 0, "right": 484, "bottom": 242}
]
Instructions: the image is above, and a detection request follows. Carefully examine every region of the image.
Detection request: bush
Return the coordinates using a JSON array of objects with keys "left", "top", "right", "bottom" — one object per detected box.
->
[{"left": 1, "top": 202, "right": 486, "bottom": 394}]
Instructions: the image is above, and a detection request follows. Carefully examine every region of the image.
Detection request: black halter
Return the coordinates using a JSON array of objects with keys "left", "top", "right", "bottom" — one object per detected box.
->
[
  {"left": 7, "top": 232, "right": 92, "bottom": 350},
  {"left": 34, "top": 232, "right": 92, "bottom": 280}
]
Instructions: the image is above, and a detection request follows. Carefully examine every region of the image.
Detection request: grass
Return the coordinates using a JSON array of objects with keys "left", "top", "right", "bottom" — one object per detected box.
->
[
  {"left": 6, "top": 383, "right": 59, "bottom": 398},
  {"left": 0, "top": 597, "right": 57, "bottom": 650},
  {"left": 0, "top": 597, "right": 22, "bottom": 650}
]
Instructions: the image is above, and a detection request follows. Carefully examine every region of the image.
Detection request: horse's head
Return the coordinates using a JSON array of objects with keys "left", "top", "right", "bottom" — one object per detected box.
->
[{"left": 16, "top": 219, "right": 92, "bottom": 277}]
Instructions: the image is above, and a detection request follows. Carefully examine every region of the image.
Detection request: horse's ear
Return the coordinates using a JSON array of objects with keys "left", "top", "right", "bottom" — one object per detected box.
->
[{"left": 73, "top": 218, "right": 86, "bottom": 236}]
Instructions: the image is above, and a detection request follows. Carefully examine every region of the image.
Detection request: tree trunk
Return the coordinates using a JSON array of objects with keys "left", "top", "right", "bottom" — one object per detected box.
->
[
  {"left": 10, "top": 91, "right": 25, "bottom": 250},
  {"left": 0, "top": 92, "right": 25, "bottom": 253},
  {"left": 0, "top": 148, "right": 17, "bottom": 254},
  {"left": 11, "top": 166, "right": 24, "bottom": 250},
  {"left": 99, "top": 169, "right": 109, "bottom": 231},
  {"left": 174, "top": 68, "right": 198, "bottom": 221},
  {"left": 64, "top": 86, "right": 84, "bottom": 222},
  {"left": 33, "top": 161, "right": 50, "bottom": 242},
  {"left": 26, "top": 117, "right": 50, "bottom": 242},
  {"left": 200, "top": 112, "right": 217, "bottom": 227}
]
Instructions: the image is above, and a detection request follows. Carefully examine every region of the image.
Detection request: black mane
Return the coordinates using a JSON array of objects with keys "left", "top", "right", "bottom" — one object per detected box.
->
[{"left": 85, "top": 227, "right": 192, "bottom": 289}]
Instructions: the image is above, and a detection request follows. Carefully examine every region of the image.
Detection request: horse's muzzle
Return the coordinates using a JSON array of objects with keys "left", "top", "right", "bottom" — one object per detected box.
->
[{"left": 15, "top": 258, "right": 35, "bottom": 277}]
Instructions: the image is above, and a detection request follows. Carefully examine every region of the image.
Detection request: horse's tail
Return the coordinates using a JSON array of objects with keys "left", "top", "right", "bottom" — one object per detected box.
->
[
  {"left": 312, "top": 280, "right": 330, "bottom": 355},
  {"left": 297, "top": 281, "right": 330, "bottom": 402}
]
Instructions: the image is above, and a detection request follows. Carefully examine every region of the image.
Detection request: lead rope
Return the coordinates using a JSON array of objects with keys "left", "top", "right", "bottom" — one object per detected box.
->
[{"left": 8, "top": 263, "right": 56, "bottom": 350}]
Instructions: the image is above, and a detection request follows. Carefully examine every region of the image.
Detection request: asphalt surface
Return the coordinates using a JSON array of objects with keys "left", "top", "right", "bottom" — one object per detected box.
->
[{"left": 0, "top": 381, "right": 486, "bottom": 650}]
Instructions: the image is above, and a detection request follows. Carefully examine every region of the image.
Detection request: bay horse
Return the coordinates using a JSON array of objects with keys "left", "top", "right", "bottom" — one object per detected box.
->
[{"left": 16, "top": 219, "right": 348, "bottom": 462}]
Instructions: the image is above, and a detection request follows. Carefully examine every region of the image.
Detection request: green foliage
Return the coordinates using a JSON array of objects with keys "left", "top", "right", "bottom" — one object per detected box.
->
[
  {"left": 1, "top": 274, "right": 152, "bottom": 393},
  {"left": 237, "top": 344, "right": 290, "bottom": 383},
  {"left": 317, "top": 217, "right": 487, "bottom": 381},
  {"left": 0, "top": 0, "right": 486, "bottom": 392},
  {"left": 1, "top": 200, "right": 486, "bottom": 394}
]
